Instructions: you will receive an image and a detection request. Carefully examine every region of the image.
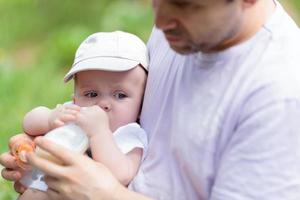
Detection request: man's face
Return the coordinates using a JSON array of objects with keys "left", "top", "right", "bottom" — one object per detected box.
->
[{"left": 152, "top": 0, "right": 245, "bottom": 53}]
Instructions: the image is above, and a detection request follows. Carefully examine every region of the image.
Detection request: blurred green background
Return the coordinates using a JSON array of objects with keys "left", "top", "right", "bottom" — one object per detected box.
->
[
  {"left": 0, "top": 0, "right": 153, "bottom": 199},
  {"left": 0, "top": 0, "right": 299, "bottom": 199}
]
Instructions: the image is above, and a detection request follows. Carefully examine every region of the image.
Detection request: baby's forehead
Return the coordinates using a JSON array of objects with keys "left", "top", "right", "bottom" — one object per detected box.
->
[
  {"left": 74, "top": 71, "right": 145, "bottom": 90},
  {"left": 74, "top": 80, "right": 129, "bottom": 93}
]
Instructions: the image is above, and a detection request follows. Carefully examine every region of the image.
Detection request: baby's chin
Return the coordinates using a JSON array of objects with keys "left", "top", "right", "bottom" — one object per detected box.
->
[
  {"left": 110, "top": 121, "right": 135, "bottom": 133},
  {"left": 110, "top": 125, "right": 118, "bottom": 133}
]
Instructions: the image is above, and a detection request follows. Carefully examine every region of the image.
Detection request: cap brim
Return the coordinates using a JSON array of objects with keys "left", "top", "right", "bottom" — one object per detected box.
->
[{"left": 64, "top": 57, "right": 140, "bottom": 82}]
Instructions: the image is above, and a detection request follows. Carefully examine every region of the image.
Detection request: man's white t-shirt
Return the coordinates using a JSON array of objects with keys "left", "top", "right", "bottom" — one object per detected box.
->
[{"left": 129, "top": 2, "right": 300, "bottom": 200}]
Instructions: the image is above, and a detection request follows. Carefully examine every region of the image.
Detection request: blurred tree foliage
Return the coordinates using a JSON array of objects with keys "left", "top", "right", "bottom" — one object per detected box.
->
[
  {"left": 0, "top": 0, "right": 153, "bottom": 149},
  {"left": 0, "top": 0, "right": 153, "bottom": 70},
  {"left": 281, "top": 0, "right": 300, "bottom": 22}
]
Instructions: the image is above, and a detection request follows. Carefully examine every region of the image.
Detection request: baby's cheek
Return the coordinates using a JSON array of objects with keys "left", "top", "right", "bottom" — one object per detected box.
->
[
  {"left": 124, "top": 107, "right": 140, "bottom": 122},
  {"left": 75, "top": 99, "right": 95, "bottom": 107},
  {"left": 113, "top": 115, "right": 135, "bottom": 130}
]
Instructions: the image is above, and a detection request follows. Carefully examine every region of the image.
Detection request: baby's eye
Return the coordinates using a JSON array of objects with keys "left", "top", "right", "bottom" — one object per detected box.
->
[
  {"left": 114, "top": 92, "right": 127, "bottom": 100},
  {"left": 84, "top": 91, "right": 98, "bottom": 98}
]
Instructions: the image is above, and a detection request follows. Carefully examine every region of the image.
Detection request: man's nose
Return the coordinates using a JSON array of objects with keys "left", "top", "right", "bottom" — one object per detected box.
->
[{"left": 153, "top": 0, "right": 177, "bottom": 31}]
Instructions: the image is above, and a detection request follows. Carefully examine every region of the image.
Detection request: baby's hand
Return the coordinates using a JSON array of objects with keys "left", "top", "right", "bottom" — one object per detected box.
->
[
  {"left": 76, "top": 105, "right": 110, "bottom": 139},
  {"left": 48, "top": 104, "right": 81, "bottom": 130}
]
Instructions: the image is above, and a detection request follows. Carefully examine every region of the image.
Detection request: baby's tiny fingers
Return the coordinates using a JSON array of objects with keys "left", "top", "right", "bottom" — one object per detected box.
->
[
  {"left": 53, "top": 119, "right": 65, "bottom": 128},
  {"left": 60, "top": 114, "right": 77, "bottom": 123},
  {"left": 63, "top": 109, "right": 80, "bottom": 116},
  {"left": 64, "top": 104, "right": 81, "bottom": 111}
]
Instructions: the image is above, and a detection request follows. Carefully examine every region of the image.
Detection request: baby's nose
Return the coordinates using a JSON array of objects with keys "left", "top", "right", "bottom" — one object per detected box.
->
[{"left": 98, "top": 99, "right": 111, "bottom": 112}]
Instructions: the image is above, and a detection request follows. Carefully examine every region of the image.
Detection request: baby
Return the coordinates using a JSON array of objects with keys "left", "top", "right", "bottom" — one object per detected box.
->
[{"left": 13, "top": 31, "right": 148, "bottom": 199}]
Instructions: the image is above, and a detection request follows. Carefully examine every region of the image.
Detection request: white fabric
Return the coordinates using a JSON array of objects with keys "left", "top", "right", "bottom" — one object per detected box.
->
[
  {"left": 129, "top": 2, "right": 300, "bottom": 200},
  {"left": 64, "top": 31, "right": 149, "bottom": 82},
  {"left": 23, "top": 122, "right": 148, "bottom": 191},
  {"left": 114, "top": 123, "right": 148, "bottom": 158}
]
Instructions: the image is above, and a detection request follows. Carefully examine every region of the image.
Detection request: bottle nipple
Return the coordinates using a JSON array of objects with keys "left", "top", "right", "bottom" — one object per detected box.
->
[{"left": 11, "top": 139, "right": 36, "bottom": 170}]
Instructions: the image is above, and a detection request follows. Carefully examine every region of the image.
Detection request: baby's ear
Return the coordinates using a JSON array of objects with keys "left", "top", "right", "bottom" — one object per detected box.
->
[
  {"left": 72, "top": 94, "right": 76, "bottom": 104},
  {"left": 243, "top": 0, "right": 258, "bottom": 8}
]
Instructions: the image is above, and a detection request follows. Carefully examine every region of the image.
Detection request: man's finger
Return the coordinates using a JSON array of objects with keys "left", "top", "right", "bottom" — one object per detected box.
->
[
  {"left": 46, "top": 189, "right": 61, "bottom": 200},
  {"left": 14, "top": 181, "right": 26, "bottom": 194},
  {"left": 1, "top": 168, "right": 22, "bottom": 181},
  {"left": 44, "top": 176, "right": 61, "bottom": 192},
  {"left": 26, "top": 152, "right": 64, "bottom": 178},
  {"left": 0, "top": 152, "right": 18, "bottom": 169},
  {"left": 34, "top": 137, "right": 78, "bottom": 165}
]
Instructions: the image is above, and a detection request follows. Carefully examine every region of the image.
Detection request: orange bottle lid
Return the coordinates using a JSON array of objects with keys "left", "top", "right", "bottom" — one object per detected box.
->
[{"left": 11, "top": 140, "right": 36, "bottom": 169}]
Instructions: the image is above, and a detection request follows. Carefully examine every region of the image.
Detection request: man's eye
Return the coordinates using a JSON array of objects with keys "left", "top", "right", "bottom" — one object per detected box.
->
[
  {"left": 114, "top": 92, "right": 127, "bottom": 100},
  {"left": 171, "top": 1, "right": 191, "bottom": 7},
  {"left": 85, "top": 92, "right": 98, "bottom": 98}
]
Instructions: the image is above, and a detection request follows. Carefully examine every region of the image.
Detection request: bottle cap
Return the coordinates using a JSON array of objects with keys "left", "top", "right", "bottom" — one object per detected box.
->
[{"left": 11, "top": 139, "right": 36, "bottom": 169}]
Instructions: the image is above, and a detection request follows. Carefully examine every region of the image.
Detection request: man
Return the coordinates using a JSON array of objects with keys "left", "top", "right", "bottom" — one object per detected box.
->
[{"left": 1, "top": 0, "right": 300, "bottom": 199}]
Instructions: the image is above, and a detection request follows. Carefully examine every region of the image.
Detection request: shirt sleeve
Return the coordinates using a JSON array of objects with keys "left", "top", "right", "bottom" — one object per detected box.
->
[{"left": 113, "top": 123, "right": 148, "bottom": 159}]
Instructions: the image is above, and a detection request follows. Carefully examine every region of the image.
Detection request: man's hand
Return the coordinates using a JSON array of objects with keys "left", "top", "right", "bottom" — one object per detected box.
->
[
  {"left": 0, "top": 133, "right": 33, "bottom": 194},
  {"left": 26, "top": 137, "right": 123, "bottom": 200}
]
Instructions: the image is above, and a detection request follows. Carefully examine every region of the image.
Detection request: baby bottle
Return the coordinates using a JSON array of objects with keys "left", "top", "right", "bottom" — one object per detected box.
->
[
  {"left": 35, "top": 123, "right": 89, "bottom": 163},
  {"left": 15, "top": 123, "right": 89, "bottom": 191}
]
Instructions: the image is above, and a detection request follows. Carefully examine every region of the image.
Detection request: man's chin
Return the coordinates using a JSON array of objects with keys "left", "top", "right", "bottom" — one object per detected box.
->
[
  {"left": 169, "top": 44, "right": 197, "bottom": 55},
  {"left": 170, "top": 42, "right": 221, "bottom": 54}
]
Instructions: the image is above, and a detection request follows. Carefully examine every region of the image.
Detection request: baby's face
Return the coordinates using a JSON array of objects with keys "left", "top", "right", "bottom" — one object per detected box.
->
[{"left": 73, "top": 66, "right": 147, "bottom": 132}]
